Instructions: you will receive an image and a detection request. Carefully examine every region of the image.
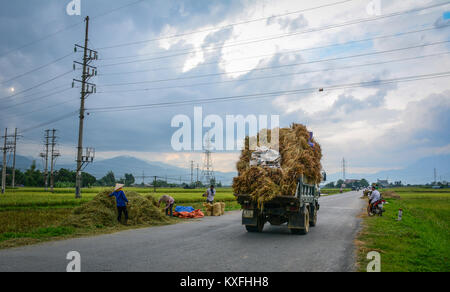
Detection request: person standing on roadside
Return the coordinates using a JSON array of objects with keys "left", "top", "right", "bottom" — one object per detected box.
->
[{"left": 108, "top": 184, "right": 129, "bottom": 224}]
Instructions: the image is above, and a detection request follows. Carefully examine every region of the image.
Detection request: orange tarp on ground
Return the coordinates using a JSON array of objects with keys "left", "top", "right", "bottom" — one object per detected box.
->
[{"left": 173, "top": 209, "right": 205, "bottom": 219}]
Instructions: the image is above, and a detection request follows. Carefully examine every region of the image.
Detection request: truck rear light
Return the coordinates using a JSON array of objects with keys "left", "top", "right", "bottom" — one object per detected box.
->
[{"left": 290, "top": 207, "right": 299, "bottom": 212}]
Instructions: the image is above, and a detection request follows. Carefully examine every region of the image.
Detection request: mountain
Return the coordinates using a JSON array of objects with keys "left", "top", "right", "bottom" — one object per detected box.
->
[
  {"left": 57, "top": 156, "right": 237, "bottom": 186},
  {"left": 326, "top": 155, "right": 450, "bottom": 185},
  {"left": 0, "top": 154, "right": 35, "bottom": 170}
]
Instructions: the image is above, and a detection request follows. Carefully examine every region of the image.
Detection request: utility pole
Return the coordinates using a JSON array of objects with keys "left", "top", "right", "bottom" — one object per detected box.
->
[
  {"left": 434, "top": 168, "right": 437, "bottom": 185},
  {"left": 136, "top": 171, "right": 152, "bottom": 186},
  {"left": 11, "top": 128, "right": 18, "bottom": 188},
  {"left": 74, "top": 16, "right": 97, "bottom": 198},
  {"left": 196, "top": 163, "right": 199, "bottom": 188},
  {"left": 202, "top": 133, "right": 215, "bottom": 185},
  {"left": 342, "top": 158, "right": 346, "bottom": 181},
  {"left": 190, "top": 160, "right": 194, "bottom": 185},
  {"left": 40, "top": 130, "right": 50, "bottom": 191},
  {"left": 49, "top": 129, "right": 60, "bottom": 193},
  {"left": 1, "top": 128, "right": 7, "bottom": 194}
]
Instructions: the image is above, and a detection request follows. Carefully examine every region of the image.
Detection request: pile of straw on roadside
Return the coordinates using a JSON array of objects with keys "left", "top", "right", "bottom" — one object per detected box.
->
[
  {"left": 63, "top": 190, "right": 170, "bottom": 227},
  {"left": 233, "top": 123, "right": 322, "bottom": 205}
]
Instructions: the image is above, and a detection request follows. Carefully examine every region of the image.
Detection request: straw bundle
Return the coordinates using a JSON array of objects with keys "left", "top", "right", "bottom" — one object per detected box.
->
[
  {"left": 203, "top": 202, "right": 213, "bottom": 216},
  {"left": 63, "top": 190, "right": 170, "bottom": 227},
  {"left": 220, "top": 202, "right": 226, "bottom": 215},
  {"left": 212, "top": 203, "right": 222, "bottom": 216},
  {"left": 233, "top": 123, "right": 322, "bottom": 204}
]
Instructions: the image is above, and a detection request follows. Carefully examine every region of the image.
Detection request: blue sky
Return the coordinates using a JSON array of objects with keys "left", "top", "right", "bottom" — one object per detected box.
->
[{"left": 0, "top": 0, "right": 449, "bottom": 181}]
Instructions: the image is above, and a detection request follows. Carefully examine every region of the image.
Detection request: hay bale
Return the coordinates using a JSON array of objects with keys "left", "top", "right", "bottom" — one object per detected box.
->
[
  {"left": 63, "top": 190, "right": 170, "bottom": 227},
  {"left": 232, "top": 123, "right": 322, "bottom": 204},
  {"left": 212, "top": 203, "right": 222, "bottom": 216},
  {"left": 220, "top": 202, "right": 226, "bottom": 215}
]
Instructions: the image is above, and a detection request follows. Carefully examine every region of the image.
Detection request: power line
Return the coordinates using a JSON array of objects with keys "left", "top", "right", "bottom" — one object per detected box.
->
[
  {"left": 87, "top": 71, "right": 450, "bottom": 113},
  {"left": 97, "top": 1, "right": 450, "bottom": 58},
  {"left": 19, "top": 111, "right": 79, "bottom": 135},
  {"left": 0, "top": 95, "right": 78, "bottom": 121},
  {"left": 0, "top": 87, "right": 73, "bottom": 112},
  {"left": 98, "top": 40, "right": 450, "bottom": 87},
  {"left": 0, "top": 0, "right": 149, "bottom": 58},
  {"left": 0, "top": 53, "right": 74, "bottom": 85},
  {"left": 94, "top": 50, "right": 450, "bottom": 94},
  {"left": 97, "top": 0, "right": 355, "bottom": 50},
  {"left": 0, "top": 71, "right": 73, "bottom": 101},
  {"left": 98, "top": 24, "right": 450, "bottom": 70}
]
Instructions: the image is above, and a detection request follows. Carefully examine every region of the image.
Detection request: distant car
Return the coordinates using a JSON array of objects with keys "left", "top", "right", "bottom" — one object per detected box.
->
[{"left": 351, "top": 186, "right": 357, "bottom": 191}]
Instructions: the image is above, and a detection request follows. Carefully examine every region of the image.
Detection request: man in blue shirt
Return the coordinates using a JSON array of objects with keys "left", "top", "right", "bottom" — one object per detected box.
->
[{"left": 109, "top": 184, "right": 129, "bottom": 223}]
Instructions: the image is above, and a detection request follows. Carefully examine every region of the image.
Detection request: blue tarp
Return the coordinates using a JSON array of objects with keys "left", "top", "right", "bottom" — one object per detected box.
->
[{"left": 175, "top": 206, "right": 195, "bottom": 213}]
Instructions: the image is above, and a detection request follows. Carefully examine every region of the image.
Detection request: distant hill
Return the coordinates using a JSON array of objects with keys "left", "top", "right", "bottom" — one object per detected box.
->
[
  {"left": 0, "top": 154, "right": 35, "bottom": 171},
  {"left": 57, "top": 155, "right": 237, "bottom": 186},
  {"left": 10, "top": 153, "right": 448, "bottom": 186},
  {"left": 326, "top": 155, "right": 450, "bottom": 185}
]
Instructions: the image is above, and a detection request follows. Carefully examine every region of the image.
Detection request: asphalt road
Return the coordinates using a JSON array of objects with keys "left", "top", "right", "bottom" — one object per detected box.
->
[{"left": 0, "top": 191, "right": 365, "bottom": 272}]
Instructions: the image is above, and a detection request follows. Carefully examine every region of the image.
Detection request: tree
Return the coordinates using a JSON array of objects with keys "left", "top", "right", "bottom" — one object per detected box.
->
[
  {"left": 124, "top": 173, "right": 135, "bottom": 187},
  {"left": 23, "top": 161, "right": 44, "bottom": 187},
  {"left": 360, "top": 179, "right": 369, "bottom": 188},
  {"left": 81, "top": 172, "right": 96, "bottom": 187},
  {"left": 55, "top": 168, "right": 75, "bottom": 184},
  {"left": 336, "top": 179, "right": 344, "bottom": 188},
  {"left": 99, "top": 171, "right": 116, "bottom": 186},
  {"left": 325, "top": 182, "right": 335, "bottom": 188}
]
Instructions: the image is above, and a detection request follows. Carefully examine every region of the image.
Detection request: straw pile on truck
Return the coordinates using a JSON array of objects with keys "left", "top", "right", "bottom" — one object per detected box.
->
[{"left": 233, "top": 123, "right": 322, "bottom": 206}]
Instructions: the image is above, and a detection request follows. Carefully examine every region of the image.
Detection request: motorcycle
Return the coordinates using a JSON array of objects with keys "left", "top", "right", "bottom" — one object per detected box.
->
[{"left": 368, "top": 199, "right": 386, "bottom": 216}]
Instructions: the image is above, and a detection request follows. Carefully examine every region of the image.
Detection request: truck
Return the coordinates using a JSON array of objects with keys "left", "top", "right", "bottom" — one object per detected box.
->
[{"left": 236, "top": 177, "right": 320, "bottom": 235}]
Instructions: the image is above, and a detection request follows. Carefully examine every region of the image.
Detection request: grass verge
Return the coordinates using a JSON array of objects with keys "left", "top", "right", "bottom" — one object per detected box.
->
[{"left": 356, "top": 188, "right": 450, "bottom": 272}]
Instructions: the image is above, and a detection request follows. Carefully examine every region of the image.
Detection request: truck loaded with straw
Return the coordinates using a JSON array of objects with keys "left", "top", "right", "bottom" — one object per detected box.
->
[{"left": 233, "top": 123, "right": 325, "bottom": 235}]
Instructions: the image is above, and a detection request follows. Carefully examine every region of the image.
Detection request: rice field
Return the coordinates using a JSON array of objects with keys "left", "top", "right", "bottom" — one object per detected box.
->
[
  {"left": 0, "top": 187, "right": 238, "bottom": 249},
  {"left": 357, "top": 187, "right": 450, "bottom": 272}
]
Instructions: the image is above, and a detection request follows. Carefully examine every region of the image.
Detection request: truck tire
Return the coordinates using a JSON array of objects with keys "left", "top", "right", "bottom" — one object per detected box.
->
[
  {"left": 245, "top": 215, "right": 264, "bottom": 233},
  {"left": 245, "top": 225, "right": 258, "bottom": 232},
  {"left": 290, "top": 208, "right": 309, "bottom": 235},
  {"left": 309, "top": 207, "right": 317, "bottom": 227}
]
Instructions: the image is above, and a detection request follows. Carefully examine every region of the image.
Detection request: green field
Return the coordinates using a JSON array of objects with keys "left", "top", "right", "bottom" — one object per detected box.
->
[
  {"left": 0, "top": 187, "right": 238, "bottom": 249},
  {"left": 357, "top": 188, "right": 450, "bottom": 272},
  {"left": 321, "top": 188, "right": 351, "bottom": 196}
]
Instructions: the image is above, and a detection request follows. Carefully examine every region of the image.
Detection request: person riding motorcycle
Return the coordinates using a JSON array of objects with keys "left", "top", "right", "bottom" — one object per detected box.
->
[{"left": 368, "top": 185, "right": 381, "bottom": 214}]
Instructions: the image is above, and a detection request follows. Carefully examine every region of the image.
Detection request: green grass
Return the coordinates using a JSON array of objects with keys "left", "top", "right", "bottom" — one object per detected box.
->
[
  {"left": 0, "top": 187, "right": 239, "bottom": 249},
  {"left": 321, "top": 188, "right": 351, "bottom": 195},
  {"left": 357, "top": 188, "right": 450, "bottom": 272}
]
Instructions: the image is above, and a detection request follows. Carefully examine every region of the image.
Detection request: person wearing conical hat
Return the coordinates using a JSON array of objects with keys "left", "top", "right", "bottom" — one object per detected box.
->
[{"left": 108, "top": 184, "right": 129, "bottom": 223}]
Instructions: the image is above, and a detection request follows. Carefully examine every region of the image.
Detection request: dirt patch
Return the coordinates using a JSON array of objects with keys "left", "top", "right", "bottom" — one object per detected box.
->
[{"left": 381, "top": 190, "right": 401, "bottom": 199}]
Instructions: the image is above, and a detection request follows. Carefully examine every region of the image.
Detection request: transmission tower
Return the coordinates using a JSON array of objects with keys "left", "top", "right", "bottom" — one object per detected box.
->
[
  {"left": 1, "top": 128, "right": 15, "bottom": 194},
  {"left": 73, "top": 16, "right": 98, "bottom": 198},
  {"left": 11, "top": 128, "right": 19, "bottom": 188},
  {"left": 49, "top": 129, "right": 60, "bottom": 193},
  {"left": 136, "top": 171, "right": 152, "bottom": 186},
  {"left": 342, "top": 158, "right": 346, "bottom": 181},
  {"left": 40, "top": 130, "right": 51, "bottom": 191},
  {"left": 196, "top": 163, "right": 199, "bottom": 188},
  {"left": 190, "top": 160, "right": 194, "bottom": 185},
  {"left": 202, "top": 133, "right": 215, "bottom": 186}
]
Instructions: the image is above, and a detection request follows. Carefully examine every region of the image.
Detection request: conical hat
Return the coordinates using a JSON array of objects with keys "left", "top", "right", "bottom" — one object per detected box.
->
[{"left": 114, "top": 184, "right": 124, "bottom": 191}]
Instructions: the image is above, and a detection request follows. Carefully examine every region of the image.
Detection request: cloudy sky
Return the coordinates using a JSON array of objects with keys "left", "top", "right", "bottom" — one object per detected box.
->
[{"left": 0, "top": 0, "right": 449, "bottom": 178}]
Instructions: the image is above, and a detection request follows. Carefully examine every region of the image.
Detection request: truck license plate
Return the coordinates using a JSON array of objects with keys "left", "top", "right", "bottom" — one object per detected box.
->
[{"left": 243, "top": 210, "right": 254, "bottom": 218}]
